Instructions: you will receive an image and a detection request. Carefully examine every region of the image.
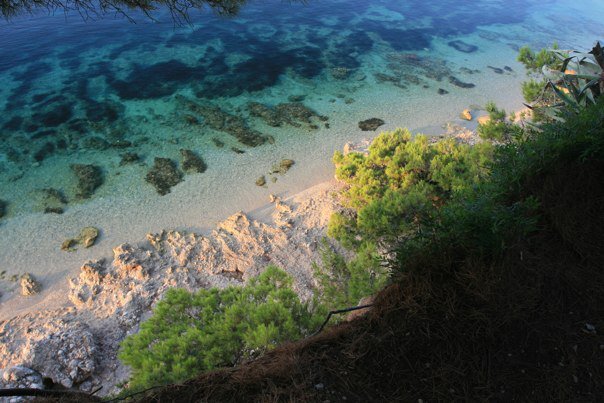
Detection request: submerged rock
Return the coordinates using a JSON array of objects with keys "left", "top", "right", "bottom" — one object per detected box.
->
[
  {"left": 448, "top": 40, "right": 478, "bottom": 53},
  {"left": 247, "top": 101, "right": 327, "bottom": 129},
  {"left": 247, "top": 102, "right": 282, "bottom": 127},
  {"left": 61, "top": 226, "right": 100, "bottom": 251},
  {"left": 271, "top": 159, "right": 295, "bottom": 175},
  {"left": 448, "top": 76, "right": 476, "bottom": 89},
  {"left": 358, "top": 118, "right": 385, "bottom": 131},
  {"left": 119, "top": 152, "right": 140, "bottom": 166},
  {"left": 460, "top": 109, "right": 473, "bottom": 121},
  {"left": 20, "top": 273, "right": 41, "bottom": 296},
  {"left": 287, "top": 94, "right": 306, "bottom": 102},
  {"left": 71, "top": 164, "right": 103, "bottom": 199},
  {"left": 330, "top": 67, "right": 351, "bottom": 80},
  {"left": 79, "top": 226, "right": 100, "bottom": 248},
  {"left": 82, "top": 136, "right": 110, "bottom": 150},
  {"left": 487, "top": 65, "right": 504, "bottom": 74},
  {"left": 44, "top": 207, "right": 64, "bottom": 214},
  {"left": 438, "top": 88, "right": 449, "bottom": 95},
  {"left": 62, "top": 238, "right": 78, "bottom": 252},
  {"left": 504, "top": 66, "right": 514, "bottom": 72},
  {"left": 180, "top": 149, "right": 207, "bottom": 173},
  {"left": 145, "top": 157, "right": 183, "bottom": 195},
  {"left": 256, "top": 175, "right": 267, "bottom": 187},
  {"left": 176, "top": 95, "right": 268, "bottom": 147},
  {"left": 39, "top": 187, "right": 67, "bottom": 214}
]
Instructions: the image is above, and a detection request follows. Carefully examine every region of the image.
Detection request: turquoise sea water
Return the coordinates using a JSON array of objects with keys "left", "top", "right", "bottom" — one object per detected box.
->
[{"left": 0, "top": 0, "right": 602, "bottom": 290}]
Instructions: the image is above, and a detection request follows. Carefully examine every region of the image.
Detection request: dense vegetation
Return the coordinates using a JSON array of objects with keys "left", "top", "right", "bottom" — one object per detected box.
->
[
  {"left": 116, "top": 42, "right": 603, "bottom": 398},
  {"left": 119, "top": 266, "right": 321, "bottom": 391}
]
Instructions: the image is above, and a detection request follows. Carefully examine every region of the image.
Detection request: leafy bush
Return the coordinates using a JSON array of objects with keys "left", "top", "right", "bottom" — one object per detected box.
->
[
  {"left": 517, "top": 43, "right": 560, "bottom": 73},
  {"left": 329, "top": 129, "right": 493, "bottom": 247},
  {"left": 119, "top": 266, "right": 320, "bottom": 391}
]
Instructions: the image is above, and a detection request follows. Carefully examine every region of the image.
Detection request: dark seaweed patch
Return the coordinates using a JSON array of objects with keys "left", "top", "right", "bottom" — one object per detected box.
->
[
  {"left": 448, "top": 76, "right": 476, "bottom": 89},
  {"left": 84, "top": 100, "right": 124, "bottom": 123},
  {"left": 111, "top": 60, "right": 206, "bottom": 100},
  {"left": 32, "top": 103, "right": 74, "bottom": 127},
  {"left": 448, "top": 40, "right": 478, "bottom": 53}
]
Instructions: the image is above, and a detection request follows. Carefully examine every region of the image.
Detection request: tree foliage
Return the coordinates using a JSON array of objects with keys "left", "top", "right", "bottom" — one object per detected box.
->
[
  {"left": 329, "top": 129, "right": 493, "bottom": 248},
  {"left": 119, "top": 266, "right": 320, "bottom": 391}
]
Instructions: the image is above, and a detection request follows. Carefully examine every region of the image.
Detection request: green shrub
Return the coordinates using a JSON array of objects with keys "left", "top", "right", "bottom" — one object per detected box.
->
[
  {"left": 312, "top": 240, "right": 388, "bottom": 310},
  {"left": 477, "top": 102, "right": 520, "bottom": 141},
  {"left": 119, "top": 266, "right": 321, "bottom": 391},
  {"left": 330, "top": 129, "right": 493, "bottom": 246},
  {"left": 517, "top": 43, "right": 560, "bottom": 73}
]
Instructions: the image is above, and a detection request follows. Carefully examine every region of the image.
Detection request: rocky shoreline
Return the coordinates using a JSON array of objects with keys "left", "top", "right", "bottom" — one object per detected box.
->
[{"left": 0, "top": 181, "right": 343, "bottom": 397}]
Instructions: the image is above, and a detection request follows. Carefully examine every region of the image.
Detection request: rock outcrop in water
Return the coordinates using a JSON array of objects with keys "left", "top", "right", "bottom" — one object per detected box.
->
[
  {"left": 176, "top": 95, "right": 269, "bottom": 147},
  {"left": 448, "top": 76, "right": 476, "bottom": 89},
  {"left": 145, "top": 157, "right": 184, "bottom": 195},
  {"left": 380, "top": 53, "right": 453, "bottom": 89},
  {"left": 180, "top": 149, "right": 207, "bottom": 174},
  {"left": 61, "top": 227, "right": 100, "bottom": 252},
  {"left": 358, "top": 118, "right": 385, "bottom": 131},
  {"left": 70, "top": 164, "right": 104, "bottom": 199},
  {"left": 20, "top": 273, "right": 41, "bottom": 296},
  {"left": 247, "top": 101, "right": 328, "bottom": 129},
  {"left": 447, "top": 40, "right": 478, "bottom": 53}
]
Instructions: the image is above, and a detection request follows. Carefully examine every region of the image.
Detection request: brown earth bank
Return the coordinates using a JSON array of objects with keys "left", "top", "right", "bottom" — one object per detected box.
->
[{"left": 52, "top": 146, "right": 603, "bottom": 402}]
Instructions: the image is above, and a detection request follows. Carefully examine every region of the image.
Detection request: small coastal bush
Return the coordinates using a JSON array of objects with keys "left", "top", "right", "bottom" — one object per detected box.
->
[
  {"left": 329, "top": 129, "right": 493, "bottom": 248},
  {"left": 119, "top": 266, "right": 321, "bottom": 391}
]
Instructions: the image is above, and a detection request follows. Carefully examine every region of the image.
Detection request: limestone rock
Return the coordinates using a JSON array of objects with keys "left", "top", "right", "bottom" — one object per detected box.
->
[
  {"left": 20, "top": 273, "right": 41, "bottom": 296},
  {"left": 0, "top": 316, "right": 97, "bottom": 389},
  {"left": 68, "top": 260, "right": 105, "bottom": 307},
  {"left": 270, "top": 159, "right": 295, "bottom": 175},
  {"left": 460, "top": 109, "right": 473, "bottom": 121},
  {"left": 27, "top": 322, "right": 97, "bottom": 388},
  {"left": 477, "top": 115, "right": 491, "bottom": 125},
  {"left": 256, "top": 175, "right": 267, "bottom": 187},
  {"left": 0, "top": 366, "right": 44, "bottom": 390},
  {"left": 79, "top": 227, "right": 99, "bottom": 248},
  {"left": 61, "top": 227, "right": 100, "bottom": 251}
]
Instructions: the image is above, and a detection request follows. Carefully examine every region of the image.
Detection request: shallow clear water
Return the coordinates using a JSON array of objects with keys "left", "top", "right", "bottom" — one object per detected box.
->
[{"left": 0, "top": 0, "right": 602, "bottom": 286}]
